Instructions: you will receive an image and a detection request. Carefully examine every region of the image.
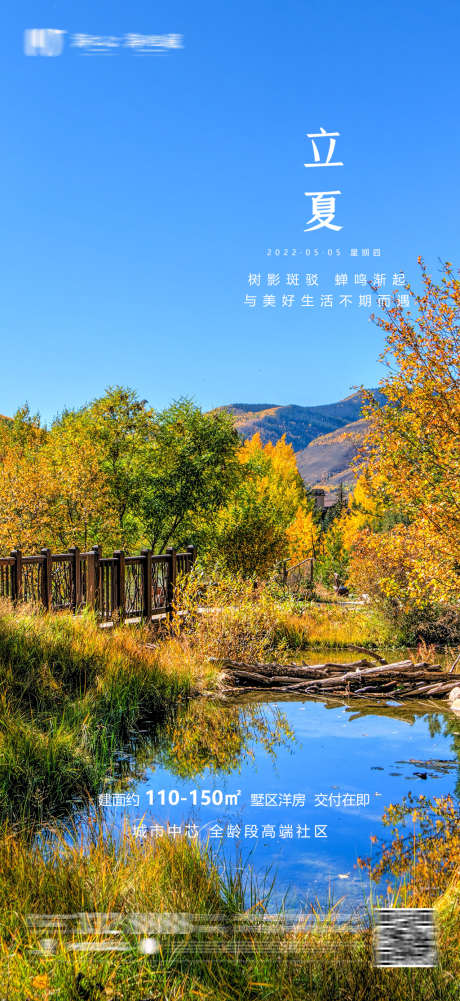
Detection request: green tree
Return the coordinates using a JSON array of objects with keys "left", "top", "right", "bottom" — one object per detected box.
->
[
  {"left": 139, "top": 399, "right": 240, "bottom": 552},
  {"left": 315, "top": 520, "right": 349, "bottom": 588},
  {"left": 85, "top": 386, "right": 155, "bottom": 545},
  {"left": 50, "top": 386, "right": 155, "bottom": 550}
]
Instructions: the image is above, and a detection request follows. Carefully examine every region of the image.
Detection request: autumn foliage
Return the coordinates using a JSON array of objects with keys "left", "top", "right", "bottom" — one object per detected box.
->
[
  {"left": 342, "top": 259, "right": 460, "bottom": 611},
  {"left": 0, "top": 393, "right": 318, "bottom": 577},
  {"left": 196, "top": 432, "right": 318, "bottom": 575}
]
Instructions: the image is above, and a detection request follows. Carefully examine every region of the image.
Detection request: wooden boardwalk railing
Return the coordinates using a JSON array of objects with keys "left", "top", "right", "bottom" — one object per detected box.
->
[
  {"left": 274, "top": 557, "right": 314, "bottom": 588},
  {"left": 0, "top": 545, "right": 196, "bottom": 623}
]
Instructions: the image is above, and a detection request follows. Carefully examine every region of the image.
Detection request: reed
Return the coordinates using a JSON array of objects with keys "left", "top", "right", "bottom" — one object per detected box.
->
[
  {"left": 0, "top": 821, "right": 457, "bottom": 1001},
  {"left": 171, "top": 573, "right": 395, "bottom": 665},
  {"left": 0, "top": 602, "right": 217, "bottom": 825}
]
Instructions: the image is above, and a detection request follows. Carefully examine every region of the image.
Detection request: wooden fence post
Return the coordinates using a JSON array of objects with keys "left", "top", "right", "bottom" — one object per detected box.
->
[
  {"left": 165, "top": 547, "right": 177, "bottom": 617},
  {"left": 10, "top": 549, "right": 23, "bottom": 602},
  {"left": 68, "top": 547, "right": 81, "bottom": 612},
  {"left": 86, "top": 551, "right": 96, "bottom": 608},
  {"left": 91, "top": 546, "right": 101, "bottom": 615},
  {"left": 113, "top": 551, "right": 125, "bottom": 619},
  {"left": 40, "top": 548, "right": 52, "bottom": 609},
  {"left": 141, "top": 549, "right": 152, "bottom": 621},
  {"left": 4, "top": 543, "right": 196, "bottom": 623}
]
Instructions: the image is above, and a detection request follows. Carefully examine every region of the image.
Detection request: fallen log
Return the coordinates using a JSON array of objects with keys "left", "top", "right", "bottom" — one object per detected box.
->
[
  {"left": 401, "top": 680, "right": 460, "bottom": 698},
  {"left": 291, "top": 661, "right": 416, "bottom": 690},
  {"left": 211, "top": 656, "right": 376, "bottom": 676},
  {"left": 449, "top": 652, "right": 460, "bottom": 675},
  {"left": 212, "top": 657, "right": 406, "bottom": 679},
  {"left": 229, "top": 669, "right": 272, "bottom": 686},
  {"left": 216, "top": 655, "right": 457, "bottom": 701}
]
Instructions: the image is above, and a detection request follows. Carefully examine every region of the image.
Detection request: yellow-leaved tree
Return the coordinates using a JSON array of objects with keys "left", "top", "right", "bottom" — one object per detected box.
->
[
  {"left": 198, "top": 433, "right": 317, "bottom": 576},
  {"left": 347, "top": 258, "right": 460, "bottom": 609},
  {"left": 285, "top": 505, "right": 319, "bottom": 565},
  {"left": 0, "top": 406, "right": 117, "bottom": 553},
  {"left": 0, "top": 408, "right": 56, "bottom": 552}
]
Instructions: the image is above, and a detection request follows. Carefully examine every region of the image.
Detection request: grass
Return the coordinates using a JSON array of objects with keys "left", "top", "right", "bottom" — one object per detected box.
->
[
  {"left": 271, "top": 603, "right": 395, "bottom": 651},
  {"left": 0, "top": 585, "right": 457, "bottom": 827},
  {"left": 0, "top": 600, "right": 214, "bottom": 714},
  {"left": 0, "top": 821, "right": 458, "bottom": 1001},
  {"left": 1, "top": 580, "right": 457, "bottom": 826},
  {"left": 0, "top": 593, "right": 459, "bottom": 998},
  {"left": 0, "top": 601, "right": 217, "bottom": 825},
  {"left": 172, "top": 573, "right": 397, "bottom": 665}
]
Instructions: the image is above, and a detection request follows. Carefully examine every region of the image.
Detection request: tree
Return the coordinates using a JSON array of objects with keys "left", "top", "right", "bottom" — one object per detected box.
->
[
  {"left": 79, "top": 386, "right": 155, "bottom": 548},
  {"left": 44, "top": 410, "right": 116, "bottom": 550},
  {"left": 340, "top": 470, "right": 407, "bottom": 551},
  {"left": 0, "top": 390, "right": 242, "bottom": 556},
  {"left": 347, "top": 521, "right": 459, "bottom": 610},
  {"left": 139, "top": 399, "right": 240, "bottom": 553},
  {"left": 0, "top": 407, "right": 55, "bottom": 552},
  {"left": 199, "top": 433, "right": 314, "bottom": 577},
  {"left": 349, "top": 258, "right": 460, "bottom": 606},
  {"left": 285, "top": 505, "right": 319, "bottom": 564},
  {"left": 314, "top": 520, "right": 349, "bottom": 589}
]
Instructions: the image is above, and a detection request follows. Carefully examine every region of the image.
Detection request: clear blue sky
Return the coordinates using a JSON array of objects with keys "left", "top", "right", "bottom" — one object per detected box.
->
[{"left": 1, "top": 0, "right": 459, "bottom": 423}]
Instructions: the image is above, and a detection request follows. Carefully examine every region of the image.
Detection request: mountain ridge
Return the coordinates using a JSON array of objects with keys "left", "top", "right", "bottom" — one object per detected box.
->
[
  {"left": 216, "top": 390, "right": 382, "bottom": 448},
  {"left": 216, "top": 389, "right": 384, "bottom": 489}
]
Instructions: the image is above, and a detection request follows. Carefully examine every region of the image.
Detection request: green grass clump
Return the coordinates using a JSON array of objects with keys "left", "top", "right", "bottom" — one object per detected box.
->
[
  {"left": 0, "top": 601, "right": 210, "bottom": 713},
  {"left": 0, "top": 710, "right": 97, "bottom": 822},
  {"left": 0, "top": 602, "right": 218, "bottom": 825}
]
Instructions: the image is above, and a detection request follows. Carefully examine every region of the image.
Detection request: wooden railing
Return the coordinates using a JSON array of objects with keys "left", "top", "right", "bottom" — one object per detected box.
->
[
  {"left": 0, "top": 545, "right": 196, "bottom": 623},
  {"left": 274, "top": 557, "right": 314, "bottom": 588}
]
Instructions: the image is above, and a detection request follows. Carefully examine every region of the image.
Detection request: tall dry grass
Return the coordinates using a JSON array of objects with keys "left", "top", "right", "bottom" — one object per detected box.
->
[
  {"left": 0, "top": 819, "right": 457, "bottom": 1001},
  {"left": 0, "top": 601, "right": 218, "bottom": 825},
  {"left": 169, "top": 572, "right": 395, "bottom": 666}
]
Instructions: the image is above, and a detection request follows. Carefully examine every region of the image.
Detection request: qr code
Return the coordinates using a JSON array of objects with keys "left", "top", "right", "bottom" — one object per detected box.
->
[{"left": 374, "top": 908, "right": 437, "bottom": 967}]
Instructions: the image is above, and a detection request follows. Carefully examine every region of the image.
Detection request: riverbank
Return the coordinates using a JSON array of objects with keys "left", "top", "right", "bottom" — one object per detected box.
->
[
  {"left": 1, "top": 597, "right": 459, "bottom": 998},
  {"left": 0, "top": 591, "right": 458, "bottom": 827},
  {"left": 0, "top": 821, "right": 458, "bottom": 1001},
  {"left": 0, "top": 601, "right": 216, "bottom": 825}
]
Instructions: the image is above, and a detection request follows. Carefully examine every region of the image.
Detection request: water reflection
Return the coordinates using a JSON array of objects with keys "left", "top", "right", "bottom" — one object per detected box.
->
[
  {"left": 89, "top": 692, "right": 460, "bottom": 910},
  {"left": 157, "top": 700, "right": 296, "bottom": 779},
  {"left": 96, "top": 699, "right": 296, "bottom": 798},
  {"left": 107, "top": 695, "right": 460, "bottom": 798}
]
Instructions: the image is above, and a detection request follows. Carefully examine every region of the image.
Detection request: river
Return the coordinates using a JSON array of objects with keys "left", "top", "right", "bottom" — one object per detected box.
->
[{"left": 89, "top": 648, "right": 460, "bottom": 916}]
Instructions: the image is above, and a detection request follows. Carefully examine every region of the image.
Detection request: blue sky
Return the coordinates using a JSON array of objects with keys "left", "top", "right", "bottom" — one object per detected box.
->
[{"left": 1, "top": 0, "right": 460, "bottom": 423}]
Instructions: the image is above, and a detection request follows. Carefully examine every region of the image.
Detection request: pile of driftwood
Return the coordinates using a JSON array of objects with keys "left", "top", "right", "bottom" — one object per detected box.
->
[{"left": 213, "top": 656, "right": 460, "bottom": 701}]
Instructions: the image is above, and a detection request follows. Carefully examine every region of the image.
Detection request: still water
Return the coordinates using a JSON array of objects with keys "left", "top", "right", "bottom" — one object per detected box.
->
[{"left": 96, "top": 671, "right": 460, "bottom": 914}]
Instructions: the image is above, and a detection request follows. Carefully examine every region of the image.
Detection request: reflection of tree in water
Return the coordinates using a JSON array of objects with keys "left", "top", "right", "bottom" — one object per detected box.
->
[
  {"left": 346, "top": 700, "right": 460, "bottom": 798},
  {"left": 416, "top": 709, "right": 460, "bottom": 798},
  {"left": 440, "top": 713, "right": 460, "bottom": 798},
  {"left": 422, "top": 710, "right": 460, "bottom": 797},
  {"left": 93, "top": 700, "right": 294, "bottom": 803},
  {"left": 108, "top": 696, "right": 460, "bottom": 807},
  {"left": 157, "top": 700, "right": 295, "bottom": 780},
  {"left": 426, "top": 714, "right": 442, "bottom": 738}
]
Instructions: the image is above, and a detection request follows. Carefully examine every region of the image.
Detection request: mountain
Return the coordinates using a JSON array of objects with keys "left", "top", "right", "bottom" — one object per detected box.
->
[
  {"left": 295, "top": 417, "right": 369, "bottom": 489},
  {"left": 219, "top": 390, "right": 382, "bottom": 454},
  {"left": 215, "top": 390, "right": 386, "bottom": 492}
]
